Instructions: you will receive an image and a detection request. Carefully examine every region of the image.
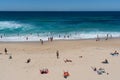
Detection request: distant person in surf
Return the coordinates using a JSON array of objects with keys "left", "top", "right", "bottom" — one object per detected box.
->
[
  {"left": 67, "top": 35, "right": 69, "bottom": 38},
  {"left": 110, "top": 34, "right": 112, "bottom": 39},
  {"left": 26, "top": 37, "right": 28, "bottom": 40},
  {"left": 17, "top": 33, "right": 19, "bottom": 36},
  {"left": 37, "top": 33, "right": 39, "bottom": 37},
  {"left": 64, "top": 35, "right": 66, "bottom": 38},
  {"left": 0, "top": 35, "right": 2, "bottom": 39},
  {"left": 48, "top": 37, "right": 50, "bottom": 41},
  {"left": 4, "top": 33, "right": 5, "bottom": 36},
  {"left": 50, "top": 37, "right": 53, "bottom": 42},
  {"left": 59, "top": 35, "right": 61, "bottom": 38},
  {"left": 105, "top": 34, "right": 109, "bottom": 40},
  {"left": 40, "top": 39, "right": 43, "bottom": 45}
]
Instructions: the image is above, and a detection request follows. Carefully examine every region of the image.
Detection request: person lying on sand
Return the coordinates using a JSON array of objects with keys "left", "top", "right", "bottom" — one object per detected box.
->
[
  {"left": 64, "top": 59, "right": 72, "bottom": 63},
  {"left": 40, "top": 68, "right": 49, "bottom": 74},
  {"left": 110, "top": 51, "right": 119, "bottom": 56},
  {"left": 97, "top": 68, "right": 106, "bottom": 75},
  {"left": 63, "top": 71, "right": 70, "bottom": 78}
]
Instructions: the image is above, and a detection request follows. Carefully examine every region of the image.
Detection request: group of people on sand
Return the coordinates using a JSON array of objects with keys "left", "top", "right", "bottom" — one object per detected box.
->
[
  {"left": 2, "top": 48, "right": 12, "bottom": 59},
  {"left": 110, "top": 50, "right": 119, "bottom": 56},
  {"left": 2, "top": 46, "right": 119, "bottom": 78},
  {"left": 91, "top": 67, "right": 108, "bottom": 75},
  {"left": 91, "top": 50, "right": 119, "bottom": 75},
  {"left": 40, "top": 50, "right": 119, "bottom": 78},
  {"left": 38, "top": 50, "right": 70, "bottom": 79}
]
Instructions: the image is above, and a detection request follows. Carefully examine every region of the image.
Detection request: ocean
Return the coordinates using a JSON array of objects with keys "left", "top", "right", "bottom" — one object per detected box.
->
[{"left": 0, "top": 11, "right": 120, "bottom": 41}]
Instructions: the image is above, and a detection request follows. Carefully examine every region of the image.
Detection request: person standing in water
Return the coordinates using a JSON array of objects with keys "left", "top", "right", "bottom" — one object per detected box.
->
[
  {"left": 26, "top": 37, "right": 28, "bottom": 40},
  {"left": 40, "top": 39, "right": 43, "bottom": 45},
  {"left": 0, "top": 35, "right": 2, "bottom": 39},
  {"left": 96, "top": 34, "right": 100, "bottom": 41}
]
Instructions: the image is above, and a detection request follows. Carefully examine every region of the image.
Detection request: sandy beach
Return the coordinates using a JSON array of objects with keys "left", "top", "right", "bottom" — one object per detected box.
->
[{"left": 0, "top": 38, "right": 120, "bottom": 80}]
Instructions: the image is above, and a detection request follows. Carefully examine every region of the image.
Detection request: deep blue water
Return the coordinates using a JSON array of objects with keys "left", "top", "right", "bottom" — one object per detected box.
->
[{"left": 0, "top": 11, "right": 120, "bottom": 41}]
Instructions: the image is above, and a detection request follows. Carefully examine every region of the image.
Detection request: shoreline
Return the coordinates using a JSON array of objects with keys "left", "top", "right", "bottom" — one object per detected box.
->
[{"left": 0, "top": 36, "right": 119, "bottom": 43}]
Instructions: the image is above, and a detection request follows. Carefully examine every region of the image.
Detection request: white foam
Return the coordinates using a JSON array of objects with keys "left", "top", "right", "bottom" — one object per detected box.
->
[
  {"left": 0, "top": 31, "right": 120, "bottom": 42},
  {"left": 0, "top": 21, "right": 31, "bottom": 30}
]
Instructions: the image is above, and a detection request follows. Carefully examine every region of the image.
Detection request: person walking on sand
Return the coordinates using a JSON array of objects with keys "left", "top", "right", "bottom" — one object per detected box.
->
[
  {"left": 56, "top": 50, "right": 59, "bottom": 59},
  {"left": 96, "top": 34, "right": 100, "bottom": 41},
  {"left": 105, "top": 34, "right": 109, "bottom": 40},
  {"left": 4, "top": 48, "right": 8, "bottom": 55},
  {"left": 40, "top": 39, "right": 43, "bottom": 45}
]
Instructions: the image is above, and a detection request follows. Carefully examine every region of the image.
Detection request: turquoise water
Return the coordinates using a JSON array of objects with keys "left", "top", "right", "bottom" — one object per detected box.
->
[{"left": 0, "top": 11, "right": 120, "bottom": 41}]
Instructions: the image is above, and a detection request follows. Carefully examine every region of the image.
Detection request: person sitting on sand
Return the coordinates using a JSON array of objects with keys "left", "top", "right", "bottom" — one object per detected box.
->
[
  {"left": 9, "top": 55, "right": 12, "bottom": 59},
  {"left": 91, "top": 67, "right": 97, "bottom": 71},
  {"left": 26, "top": 58, "right": 31, "bottom": 63},
  {"left": 79, "top": 56, "right": 83, "bottom": 58},
  {"left": 64, "top": 59, "right": 72, "bottom": 63},
  {"left": 114, "top": 51, "right": 119, "bottom": 54},
  {"left": 4, "top": 48, "right": 8, "bottom": 55},
  {"left": 63, "top": 71, "right": 70, "bottom": 78},
  {"left": 40, "top": 68, "right": 49, "bottom": 74},
  {"left": 101, "top": 59, "right": 109, "bottom": 64}
]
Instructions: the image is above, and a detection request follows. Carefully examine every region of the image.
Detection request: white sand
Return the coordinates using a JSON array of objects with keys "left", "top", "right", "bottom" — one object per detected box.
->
[{"left": 0, "top": 39, "right": 120, "bottom": 80}]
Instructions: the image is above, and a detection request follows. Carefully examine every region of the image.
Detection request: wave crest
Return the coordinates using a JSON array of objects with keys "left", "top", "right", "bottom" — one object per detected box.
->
[{"left": 0, "top": 21, "right": 30, "bottom": 30}]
